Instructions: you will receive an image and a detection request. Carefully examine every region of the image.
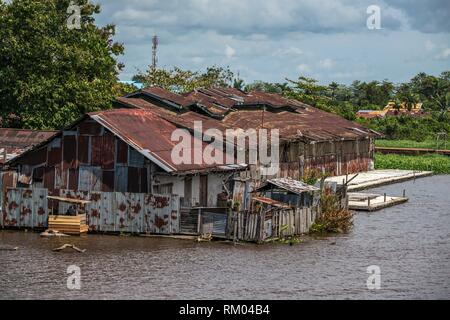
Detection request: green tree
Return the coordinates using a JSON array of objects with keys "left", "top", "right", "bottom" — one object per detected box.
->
[
  {"left": 244, "top": 81, "right": 289, "bottom": 94},
  {"left": 410, "top": 72, "right": 450, "bottom": 112},
  {"left": 0, "top": 0, "right": 124, "bottom": 129},
  {"left": 134, "top": 65, "right": 234, "bottom": 93},
  {"left": 285, "top": 76, "right": 331, "bottom": 111},
  {"left": 395, "top": 83, "right": 420, "bottom": 111}
]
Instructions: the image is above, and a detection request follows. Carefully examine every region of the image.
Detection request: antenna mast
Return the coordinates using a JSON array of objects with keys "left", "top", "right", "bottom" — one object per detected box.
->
[{"left": 152, "top": 35, "right": 158, "bottom": 70}]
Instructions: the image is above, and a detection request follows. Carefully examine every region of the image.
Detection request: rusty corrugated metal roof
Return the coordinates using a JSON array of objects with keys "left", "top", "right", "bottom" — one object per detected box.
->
[
  {"left": 252, "top": 196, "right": 293, "bottom": 209},
  {"left": 141, "top": 86, "right": 196, "bottom": 109},
  {"left": 120, "top": 86, "right": 376, "bottom": 142},
  {"left": 0, "top": 128, "right": 57, "bottom": 164},
  {"left": 256, "top": 178, "right": 319, "bottom": 194},
  {"left": 88, "top": 109, "right": 236, "bottom": 173}
]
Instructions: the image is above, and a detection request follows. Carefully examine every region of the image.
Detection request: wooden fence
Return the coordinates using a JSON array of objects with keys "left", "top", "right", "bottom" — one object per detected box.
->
[{"left": 230, "top": 206, "right": 321, "bottom": 243}]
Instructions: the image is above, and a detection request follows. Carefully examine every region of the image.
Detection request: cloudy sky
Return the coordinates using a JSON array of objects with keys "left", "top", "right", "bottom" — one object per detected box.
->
[{"left": 95, "top": 0, "right": 450, "bottom": 84}]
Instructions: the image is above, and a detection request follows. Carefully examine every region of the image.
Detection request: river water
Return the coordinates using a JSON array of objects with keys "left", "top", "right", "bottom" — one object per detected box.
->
[{"left": 1, "top": 175, "right": 449, "bottom": 300}]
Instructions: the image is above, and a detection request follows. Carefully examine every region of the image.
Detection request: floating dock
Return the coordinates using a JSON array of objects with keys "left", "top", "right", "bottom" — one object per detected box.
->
[
  {"left": 348, "top": 192, "right": 408, "bottom": 211},
  {"left": 326, "top": 169, "right": 433, "bottom": 191}
]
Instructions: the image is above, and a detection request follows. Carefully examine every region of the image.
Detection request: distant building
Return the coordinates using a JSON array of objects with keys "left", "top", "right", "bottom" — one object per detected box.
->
[
  {"left": 357, "top": 101, "right": 426, "bottom": 119},
  {"left": 119, "top": 80, "right": 144, "bottom": 90}
]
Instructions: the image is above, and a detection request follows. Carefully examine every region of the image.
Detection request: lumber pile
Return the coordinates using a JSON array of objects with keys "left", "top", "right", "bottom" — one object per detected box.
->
[{"left": 48, "top": 214, "right": 88, "bottom": 235}]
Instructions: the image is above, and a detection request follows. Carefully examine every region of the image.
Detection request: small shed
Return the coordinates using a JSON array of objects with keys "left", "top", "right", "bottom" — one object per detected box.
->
[{"left": 254, "top": 178, "right": 320, "bottom": 208}]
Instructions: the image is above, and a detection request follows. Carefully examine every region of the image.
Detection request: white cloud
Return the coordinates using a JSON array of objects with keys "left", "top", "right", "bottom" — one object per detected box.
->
[
  {"left": 436, "top": 48, "right": 450, "bottom": 59},
  {"left": 298, "top": 64, "right": 311, "bottom": 73},
  {"left": 192, "top": 57, "right": 204, "bottom": 64},
  {"left": 225, "top": 45, "right": 236, "bottom": 59},
  {"left": 425, "top": 40, "right": 436, "bottom": 51},
  {"left": 274, "top": 47, "right": 303, "bottom": 57},
  {"left": 95, "top": 0, "right": 450, "bottom": 84},
  {"left": 318, "top": 58, "right": 335, "bottom": 69}
]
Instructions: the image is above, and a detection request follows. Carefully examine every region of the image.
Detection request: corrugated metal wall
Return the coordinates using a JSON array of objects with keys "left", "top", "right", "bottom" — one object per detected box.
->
[
  {"left": 2, "top": 188, "right": 180, "bottom": 234},
  {"left": 3, "top": 188, "right": 48, "bottom": 228}
]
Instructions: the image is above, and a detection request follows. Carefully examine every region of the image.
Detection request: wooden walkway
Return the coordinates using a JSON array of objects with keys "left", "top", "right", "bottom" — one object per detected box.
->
[
  {"left": 348, "top": 192, "right": 408, "bottom": 211},
  {"left": 326, "top": 169, "right": 433, "bottom": 192}
]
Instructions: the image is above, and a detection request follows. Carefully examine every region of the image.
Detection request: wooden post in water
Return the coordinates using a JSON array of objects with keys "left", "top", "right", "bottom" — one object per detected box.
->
[
  {"left": 368, "top": 196, "right": 371, "bottom": 208},
  {"left": 384, "top": 193, "right": 387, "bottom": 202},
  {"left": 403, "top": 189, "right": 406, "bottom": 198},
  {"left": 233, "top": 211, "right": 237, "bottom": 244},
  {"left": 197, "top": 208, "right": 202, "bottom": 235}
]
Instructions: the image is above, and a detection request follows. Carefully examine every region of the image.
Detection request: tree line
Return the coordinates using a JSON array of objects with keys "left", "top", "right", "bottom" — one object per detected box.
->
[{"left": 0, "top": 0, "right": 449, "bottom": 142}]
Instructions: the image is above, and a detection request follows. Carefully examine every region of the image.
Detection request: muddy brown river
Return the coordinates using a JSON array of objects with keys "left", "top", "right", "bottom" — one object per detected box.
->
[{"left": 1, "top": 175, "right": 449, "bottom": 300}]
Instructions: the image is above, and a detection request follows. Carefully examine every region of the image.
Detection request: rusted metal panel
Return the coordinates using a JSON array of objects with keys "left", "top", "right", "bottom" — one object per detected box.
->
[
  {"left": 1, "top": 171, "right": 17, "bottom": 191},
  {"left": 127, "top": 167, "right": 139, "bottom": 193},
  {"left": 102, "top": 133, "right": 115, "bottom": 170},
  {"left": 115, "top": 165, "right": 128, "bottom": 192},
  {"left": 91, "top": 136, "right": 103, "bottom": 166},
  {"left": 90, "top": 134, "right": 115, "bottom": 169},
  {"left": 78, "top": 166, "right": 91, "bottom": 191},
  {"left": 4, "top": 188, "right": 48, "bottom": 228},
  {"left": 116, "top": 139, "right": 128, "bottom": 165},
  {"left": 68, "top": 168, "right": 78, "bottom": 191},
  {"left": 140, "top": 168, "right": 148, "bottom": 193},
  {"left": 43, "top": 166, "right": 55, "bottom": 192},
  {"left": 90, "top": 167, "right": 102, "bottom": 191},
  {"left": 15, "top": 146, "right": 47, "bottom": 167},
  {"left": 87, "top": 192, "right": 102, "bottom": 232},
  {"left": 144, "top": 194, "right": 172, "bottom": 234},
  {"left": 63, "top": 135, "right": 77, "bottom": 170},
  {"left": 78, "top": 166, "right": 102, "bottom": 192},
  {"left": 115, "top": 192, "right": 144, "bottom": 233},
  {"left": 4, "top": 188, "right": 20, "bottom": 227},
  {"left": 77, "top": 135, "right": 90, "bottom": 165},
  {"left": 47, "top": 139, "right": 62, "bottom": 166},
  {"left": 33, "top": 188, "right": 48, "bottom": 228},
  {"left": 19, "top": 189, "right": 33, "bottom": 227},
  {"left": 99, "top": 192, "right": 115, "bottom": 232},
  {"left": 54, "top": 164, "right": 64, "bottom": 190},
  {"left": 101, "top": 171, "right": 114, "bottom": 192},
  {"left": 78, "top": 120, "right": 102, "bottom": 136},
  {"left": 129, "top": 149, "right": 144, "bottom": 168},
  {"left": 170, "top": 195, "right": 180, "bottom": 234}
]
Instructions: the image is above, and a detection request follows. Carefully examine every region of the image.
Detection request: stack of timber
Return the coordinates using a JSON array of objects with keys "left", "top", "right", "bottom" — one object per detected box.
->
[{"left": 48, "top": 214, "right": 88, "bottom": 235}]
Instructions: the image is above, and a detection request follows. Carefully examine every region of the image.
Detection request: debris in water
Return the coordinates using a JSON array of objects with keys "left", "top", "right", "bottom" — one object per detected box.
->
[
  {"left": 0, "top": 245, "right": 18, "bottom": 251},
  {"left": 52, "top": 244, "right": 86, "bottom": 253},
  {"left": 40, "top": 230, "right": 70, "bottom": 237}
]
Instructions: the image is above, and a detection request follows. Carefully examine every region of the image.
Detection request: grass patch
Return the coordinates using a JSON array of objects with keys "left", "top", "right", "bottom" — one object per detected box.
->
[
  {"left": 375, "top": 153, "right": 450, "bottom": 174},
  {"left": 376, "top": 139, "right": 450, "bottom": 150}
]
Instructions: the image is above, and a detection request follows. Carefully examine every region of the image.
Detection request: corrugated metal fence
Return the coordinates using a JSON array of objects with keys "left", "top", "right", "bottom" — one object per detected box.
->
[
  {"left": 2, "top": 188, "right": 48, "bottom": 228},
  {"left": 1, "top": 188, "right": 180, "bottom": 234}
]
